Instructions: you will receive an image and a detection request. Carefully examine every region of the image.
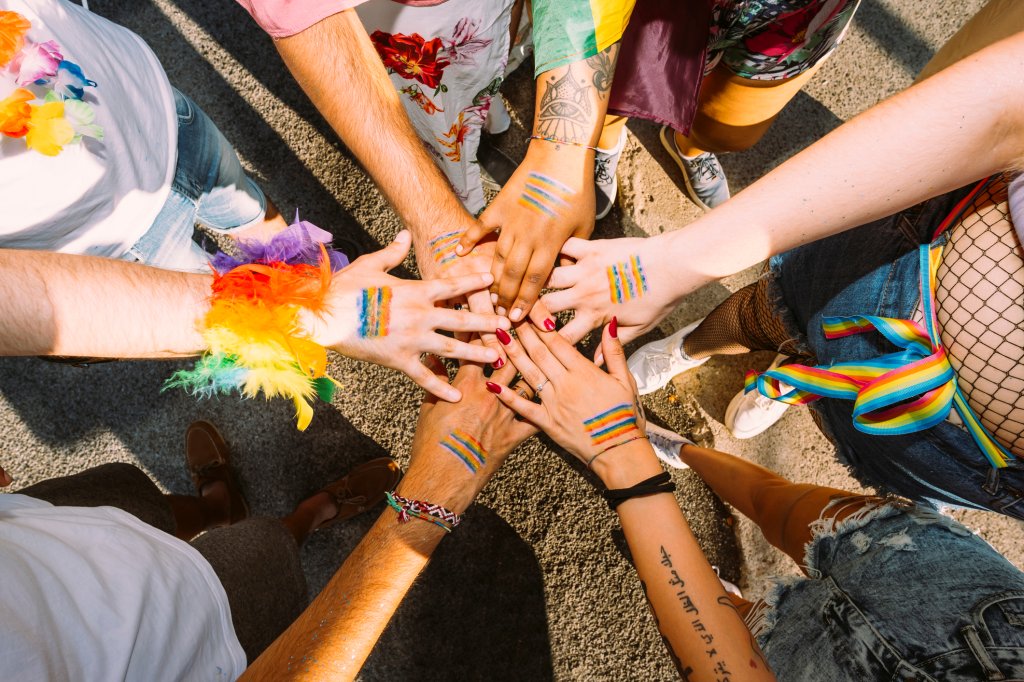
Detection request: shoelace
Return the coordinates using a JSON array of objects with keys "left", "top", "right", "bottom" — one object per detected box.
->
[
  {"left": 687, "top": 154, "right": 721, "bottom": 181},
  {"left": 595, "top": 155, "right": 615, "bottom": 185}
]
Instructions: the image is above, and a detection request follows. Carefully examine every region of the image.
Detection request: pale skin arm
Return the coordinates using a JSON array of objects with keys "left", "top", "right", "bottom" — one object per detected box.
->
[
  {"left": 0, "top": 249, "right": 207, "bottom": 358},
  {"left": 543, "top": 33, "right": 1024, "bottom": 343},
  {"left": 594, "top": 444, "right": 775, "bottom": 681},
  {"left": 663, "top": 32, "right": 1024, "bottom": 293},
  {"left": 490, "top": 324, "right": 771, "bottom": 679}
]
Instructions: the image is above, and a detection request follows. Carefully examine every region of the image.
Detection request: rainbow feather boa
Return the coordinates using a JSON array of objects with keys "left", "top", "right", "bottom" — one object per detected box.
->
[{"left": 166, "top": 216, "right": 350, "bottom": 430}]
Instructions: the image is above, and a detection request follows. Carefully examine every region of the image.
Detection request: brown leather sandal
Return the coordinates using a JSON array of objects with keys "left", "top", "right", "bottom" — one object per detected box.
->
[
  {"left": 316, "top": 457, "right": 402, "bottom": 531},
  {"left": 185, "top": 420, "right": 250, "bottom": 526}
]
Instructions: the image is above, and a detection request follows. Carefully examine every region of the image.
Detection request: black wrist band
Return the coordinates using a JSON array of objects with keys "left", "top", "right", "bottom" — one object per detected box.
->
[{"left": 602, "top": 472, "right": 676, "bottom": 510}]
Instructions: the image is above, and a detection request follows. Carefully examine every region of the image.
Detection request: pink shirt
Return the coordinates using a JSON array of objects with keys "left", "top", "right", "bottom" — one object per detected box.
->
[{"left": 237, "top": 0, "right": 447, "bottom": 38}]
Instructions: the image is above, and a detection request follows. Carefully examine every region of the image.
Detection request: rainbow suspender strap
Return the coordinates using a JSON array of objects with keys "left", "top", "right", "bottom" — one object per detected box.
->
[{"left": 745, "top": 182, "right": 1015, "bottom": 469}]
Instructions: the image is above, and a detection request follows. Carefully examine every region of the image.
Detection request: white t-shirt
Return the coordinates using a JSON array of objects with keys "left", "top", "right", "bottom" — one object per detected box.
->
[
  {"left": 0, "top": 493, "right": 246, "bottom": 681},
  {"left": 0, "top": 0, "right": 177, "bottom": 257}
]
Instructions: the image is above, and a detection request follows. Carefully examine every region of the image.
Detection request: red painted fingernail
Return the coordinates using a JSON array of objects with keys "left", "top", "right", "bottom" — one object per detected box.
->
[
  {"left": 496, "top": 328, "right": 512, "bottom": 345},
  {"left": 543, "top": 318, "right": 556, "bottom": 332},
  {"left": 485, "top": 381, "right": 502, "bottom": 394},
  {"left": 610, "top": 317, "right": 618, "bottom": 338},
  {"left": 493, "top": 358, "right": 505, "bottom": 369}
]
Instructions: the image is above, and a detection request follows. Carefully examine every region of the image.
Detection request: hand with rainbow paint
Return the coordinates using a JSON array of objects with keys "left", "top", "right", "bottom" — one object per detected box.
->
[
  {"left": 398, "top": 353, "right": 537, "bottom": 513},
  {"left": 539, "top": 236, "right": 680, "bottom": 349},
  {"left": 304, "top": 231, "right": 512, "bottom": 403},
  {"left": 457, "top": 142, "right": 596, "bottom": 328},
  {"left": 485, "top": 319, "right": 648, "bottom": 466}
]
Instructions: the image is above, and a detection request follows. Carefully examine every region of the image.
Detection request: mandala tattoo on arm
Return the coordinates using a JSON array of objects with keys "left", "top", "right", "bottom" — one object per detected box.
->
[{"left": 537, "top": 64, "right": 593, "bottom": 143}]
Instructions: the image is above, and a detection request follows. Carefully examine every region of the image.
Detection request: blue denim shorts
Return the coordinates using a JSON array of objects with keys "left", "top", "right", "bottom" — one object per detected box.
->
[
  {"left": 756, "top": 500, "right": 1024, "bottom": 680},
  {"left": 124, "top": 89, "right": 266, "bottom": 273},
  {"left": 768, "top": 186, "right": 1024, "bottom": 518}
]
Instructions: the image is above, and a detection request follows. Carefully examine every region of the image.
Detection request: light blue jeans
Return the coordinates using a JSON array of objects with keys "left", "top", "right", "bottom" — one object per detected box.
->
[
  {"left": 758, "top": 500, "right": 1024, "bottom": 680},
  {"left": 768, "top": 185, "right": 1024, "bottom": 518},
  {"left": 124, "top": 89, "right": 266, "bottom": 273}
]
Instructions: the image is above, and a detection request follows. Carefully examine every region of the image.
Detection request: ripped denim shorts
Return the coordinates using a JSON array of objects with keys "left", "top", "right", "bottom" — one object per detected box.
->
[{"left": 748, "top": 499, "right": 1024, "bottom": 680}]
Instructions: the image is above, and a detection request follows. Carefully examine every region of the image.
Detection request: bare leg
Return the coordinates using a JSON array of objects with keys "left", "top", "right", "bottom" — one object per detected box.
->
[
  {"left": 678, "top": 62, "right": 822, "bottom": 156},
  {"left": 598, "top": 114, "right": 628, "bottom": 149},
  {"left": 677, "top": 443, "right": 869, "bottom": 570}
]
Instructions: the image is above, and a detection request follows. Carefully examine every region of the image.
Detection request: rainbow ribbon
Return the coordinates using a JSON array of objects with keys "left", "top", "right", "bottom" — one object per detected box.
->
[{"left": 745, "top": 242, "right": 1015, "bottom": 469}]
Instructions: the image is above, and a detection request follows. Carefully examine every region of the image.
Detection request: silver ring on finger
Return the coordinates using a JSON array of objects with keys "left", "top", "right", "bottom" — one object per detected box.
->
[{"left": 534, "top": 380, "right": 548, "bottom": 395}]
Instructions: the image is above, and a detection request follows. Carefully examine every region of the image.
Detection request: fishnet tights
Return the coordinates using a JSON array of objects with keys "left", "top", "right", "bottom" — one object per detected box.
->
[
  {"left": 683, "top": 278, "right": 803, "bottom": 360},
  {"left": 936, "top": 175, "right": 1024, "bottom": 458}
]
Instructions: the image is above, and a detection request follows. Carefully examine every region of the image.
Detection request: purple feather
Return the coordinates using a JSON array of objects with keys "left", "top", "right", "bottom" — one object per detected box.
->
[{"left": 208, "top": 212, "right": 349, "bottom": 273}]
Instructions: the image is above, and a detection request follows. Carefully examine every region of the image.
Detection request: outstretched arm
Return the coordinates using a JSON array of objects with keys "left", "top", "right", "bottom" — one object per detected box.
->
[
  {"left": 490, "top": 323, "right": 772, "bottom": 679},
  {"left": 543, "top": 31, "right": 1024, "bottom": 343},
  {"left": 0, "top": 249, "right": 208, "bottom": 358},
  {"left": 457, "top": 1, "right": 635, "bottom": 324},
  {"left": 270, "top": 10, "right": 479, "bottom": 262},
  {"left": 241, "top": 359, "right": 536, "bottom": 680}
]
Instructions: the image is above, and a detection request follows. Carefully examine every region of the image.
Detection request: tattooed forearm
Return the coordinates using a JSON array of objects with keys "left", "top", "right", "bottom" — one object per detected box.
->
[
  {"left": 639, "top": 579, "right": 693, "bottom": 680},
  {"left": 535, "top": 44, "right": 620, "bottom": 143},
  {"left": 585, "top": 44, "right": 619, "bottom": 96},
  {"left": 537, "top": 64, "right": 593, "bottom": 142}
]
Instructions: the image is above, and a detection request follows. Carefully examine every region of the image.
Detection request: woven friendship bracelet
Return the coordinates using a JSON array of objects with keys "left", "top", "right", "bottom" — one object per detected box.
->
[
  {"left": 385, "top": 492, "right": 463, "bottom": 533},
  {"left": 529, "top": 134, "right": 599, "bottom": 152}
]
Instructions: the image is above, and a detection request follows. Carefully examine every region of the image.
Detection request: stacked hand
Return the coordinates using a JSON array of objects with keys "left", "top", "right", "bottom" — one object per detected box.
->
[
  {"left": 306, "top": 231, "right": 510, "bottom": 402},
  {"left": 484, "top": 320, "right": 647, "bottom": 466},
  {"left": 457, "top": 144, "right": 595, "bottom": 327}
]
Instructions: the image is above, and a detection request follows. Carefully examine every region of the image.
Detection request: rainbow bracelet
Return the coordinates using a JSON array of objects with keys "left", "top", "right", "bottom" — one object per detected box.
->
[
  {"left": 385, "top": 491, "right": 463, "bottom": 533},
  {"left": 165, "top": 215, "right": 349, "bottom": 431}
]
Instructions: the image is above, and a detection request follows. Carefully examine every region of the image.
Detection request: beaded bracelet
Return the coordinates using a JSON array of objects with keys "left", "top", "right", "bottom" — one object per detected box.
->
[
  {"left": 164, "top": 214, "right": 349, "bottom": 431},
  {"left": 529, "top": 134, "right": 599, "bottom": 152},
  {"left": 385, "top": 491, "right": 463, "bottom": 533},
  {"left": 586, "top": 434, "right": 650, "bottom": 470}
]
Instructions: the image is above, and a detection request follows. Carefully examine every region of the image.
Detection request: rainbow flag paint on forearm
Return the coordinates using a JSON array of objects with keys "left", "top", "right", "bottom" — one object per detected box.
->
[{"left": 532, "top": 0, "right": 636, "bottom": 75}]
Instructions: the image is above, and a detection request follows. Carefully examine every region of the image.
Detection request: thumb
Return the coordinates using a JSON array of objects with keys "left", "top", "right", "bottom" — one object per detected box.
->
[
  {"left": 601, "top": 317, "right": 631, "bottom": 386},
  {"left": 360, "top": 230, "right": 412, "bottom": 272}
]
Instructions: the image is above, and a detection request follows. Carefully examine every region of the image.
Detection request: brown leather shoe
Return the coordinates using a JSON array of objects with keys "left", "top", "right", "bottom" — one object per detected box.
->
[
  {"left": 316, "top": 457, "right": 402, "bottom": 530},
  {"left": 185, "top": 420, "right": 250, "bottom": 526}
]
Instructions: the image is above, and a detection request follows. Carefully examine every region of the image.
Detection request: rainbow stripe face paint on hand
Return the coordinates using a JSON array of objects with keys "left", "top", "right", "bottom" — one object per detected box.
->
[
  {"left": 584, "top": 403, "right": 638, "bottom": 447},
  {"left": 428, "top": 231, "right": 461, "bottom": 268},
  {"left": 518, "top": 172, "right": 573, "bottom": 218},
  {"left": 607, "top": 255, "right": 648, "bottom": 304},
  {"left": 440, "top": 429, "right": 488, "bottom": 473},
  {"left": 358, "top": 287, "right": 392, "bottom": 338}
]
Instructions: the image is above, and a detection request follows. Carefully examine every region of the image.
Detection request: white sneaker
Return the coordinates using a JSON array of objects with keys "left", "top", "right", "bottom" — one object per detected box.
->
[
  {"left": 627, "top": 318, "right": 709, "bottom": 395},
  {"left": 724, "top": 354, "right": 791, "bottom": 439},
  {"left": 645, "top": 422, "right": 693, "bottom": 469}
]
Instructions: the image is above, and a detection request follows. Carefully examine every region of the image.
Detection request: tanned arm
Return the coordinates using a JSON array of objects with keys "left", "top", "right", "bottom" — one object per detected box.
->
[
  {"left": 592, "top": 443, "right": 775, "bottom": 681},
  {"left": 273, "top": 10, "right": 479, "bottom": 264}
]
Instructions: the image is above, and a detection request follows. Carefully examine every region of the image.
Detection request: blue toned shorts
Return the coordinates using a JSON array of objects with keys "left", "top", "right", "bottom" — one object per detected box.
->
[
  {"left": 124, "top": 89, "right": 266, "bottom": 273},
  {"left": 768, "top": 186, "right": 1024, "bottom": 518},
  {"left": 756, "top": 500, "right": 1024, "bottom": 681}
]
